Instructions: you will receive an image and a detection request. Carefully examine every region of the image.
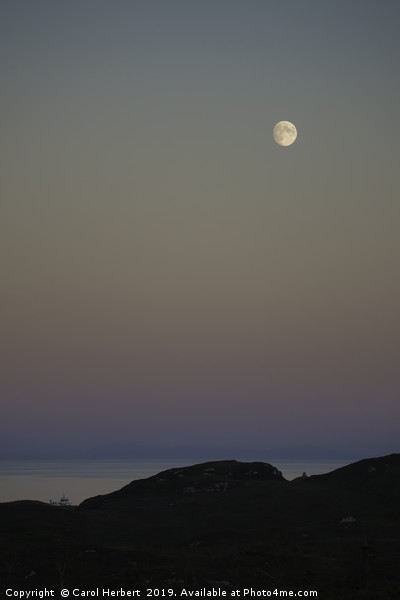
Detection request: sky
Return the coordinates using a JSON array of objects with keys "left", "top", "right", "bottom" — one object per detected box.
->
[{"left": 1, "top": 0, "right": 399, "bottom": 460}]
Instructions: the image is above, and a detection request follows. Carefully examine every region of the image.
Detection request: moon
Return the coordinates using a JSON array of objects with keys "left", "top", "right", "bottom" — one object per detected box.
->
[{"left": 273, "top": 121, "right": 297, "bottom": 146}]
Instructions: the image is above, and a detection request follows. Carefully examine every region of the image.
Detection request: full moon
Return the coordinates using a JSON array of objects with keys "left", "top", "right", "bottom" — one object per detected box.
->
[{"left": 273, "top": 121, "right": 297, "bottom": 146}]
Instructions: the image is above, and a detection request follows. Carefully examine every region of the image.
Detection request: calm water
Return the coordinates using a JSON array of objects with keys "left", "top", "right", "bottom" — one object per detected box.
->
[{"left": 0, "top": 458, "right": 352, "bottom": 505}]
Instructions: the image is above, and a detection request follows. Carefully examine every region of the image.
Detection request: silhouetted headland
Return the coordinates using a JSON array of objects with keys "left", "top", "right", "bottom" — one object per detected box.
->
[{"left": 0, "top": 454, "right": 399, "bottom": 598}]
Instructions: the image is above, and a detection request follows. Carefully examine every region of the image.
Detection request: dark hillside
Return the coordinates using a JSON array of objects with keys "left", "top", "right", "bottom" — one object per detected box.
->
[
  {"left": 0, "top": 456, "right": 399, "bottom": 598},
  {"left": 309, "top": 453, "right": 400, "bottom": 492},
  {"left": 79, "top": 459, "right": 286, "bottom": 509}
]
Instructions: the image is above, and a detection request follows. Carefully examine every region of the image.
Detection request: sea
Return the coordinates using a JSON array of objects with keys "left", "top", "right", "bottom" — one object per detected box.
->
[{"left": 0, "top": 457, "right": 354, "bottom": 506}]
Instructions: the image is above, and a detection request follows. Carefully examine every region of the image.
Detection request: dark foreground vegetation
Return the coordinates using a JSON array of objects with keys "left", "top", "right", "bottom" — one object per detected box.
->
[{"left": 1, "top": 454, "right": 399, "bottom": 599}]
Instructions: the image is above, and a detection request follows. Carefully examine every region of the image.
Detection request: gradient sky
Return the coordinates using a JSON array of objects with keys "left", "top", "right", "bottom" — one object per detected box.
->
[{"left": 1, "top": 1, "right": 399, "bottom": 459}]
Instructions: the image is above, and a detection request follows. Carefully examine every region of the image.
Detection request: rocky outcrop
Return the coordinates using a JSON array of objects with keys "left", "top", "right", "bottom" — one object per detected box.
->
[{"left": 79, "top": 459, "right": 286, "bottom": 509}]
